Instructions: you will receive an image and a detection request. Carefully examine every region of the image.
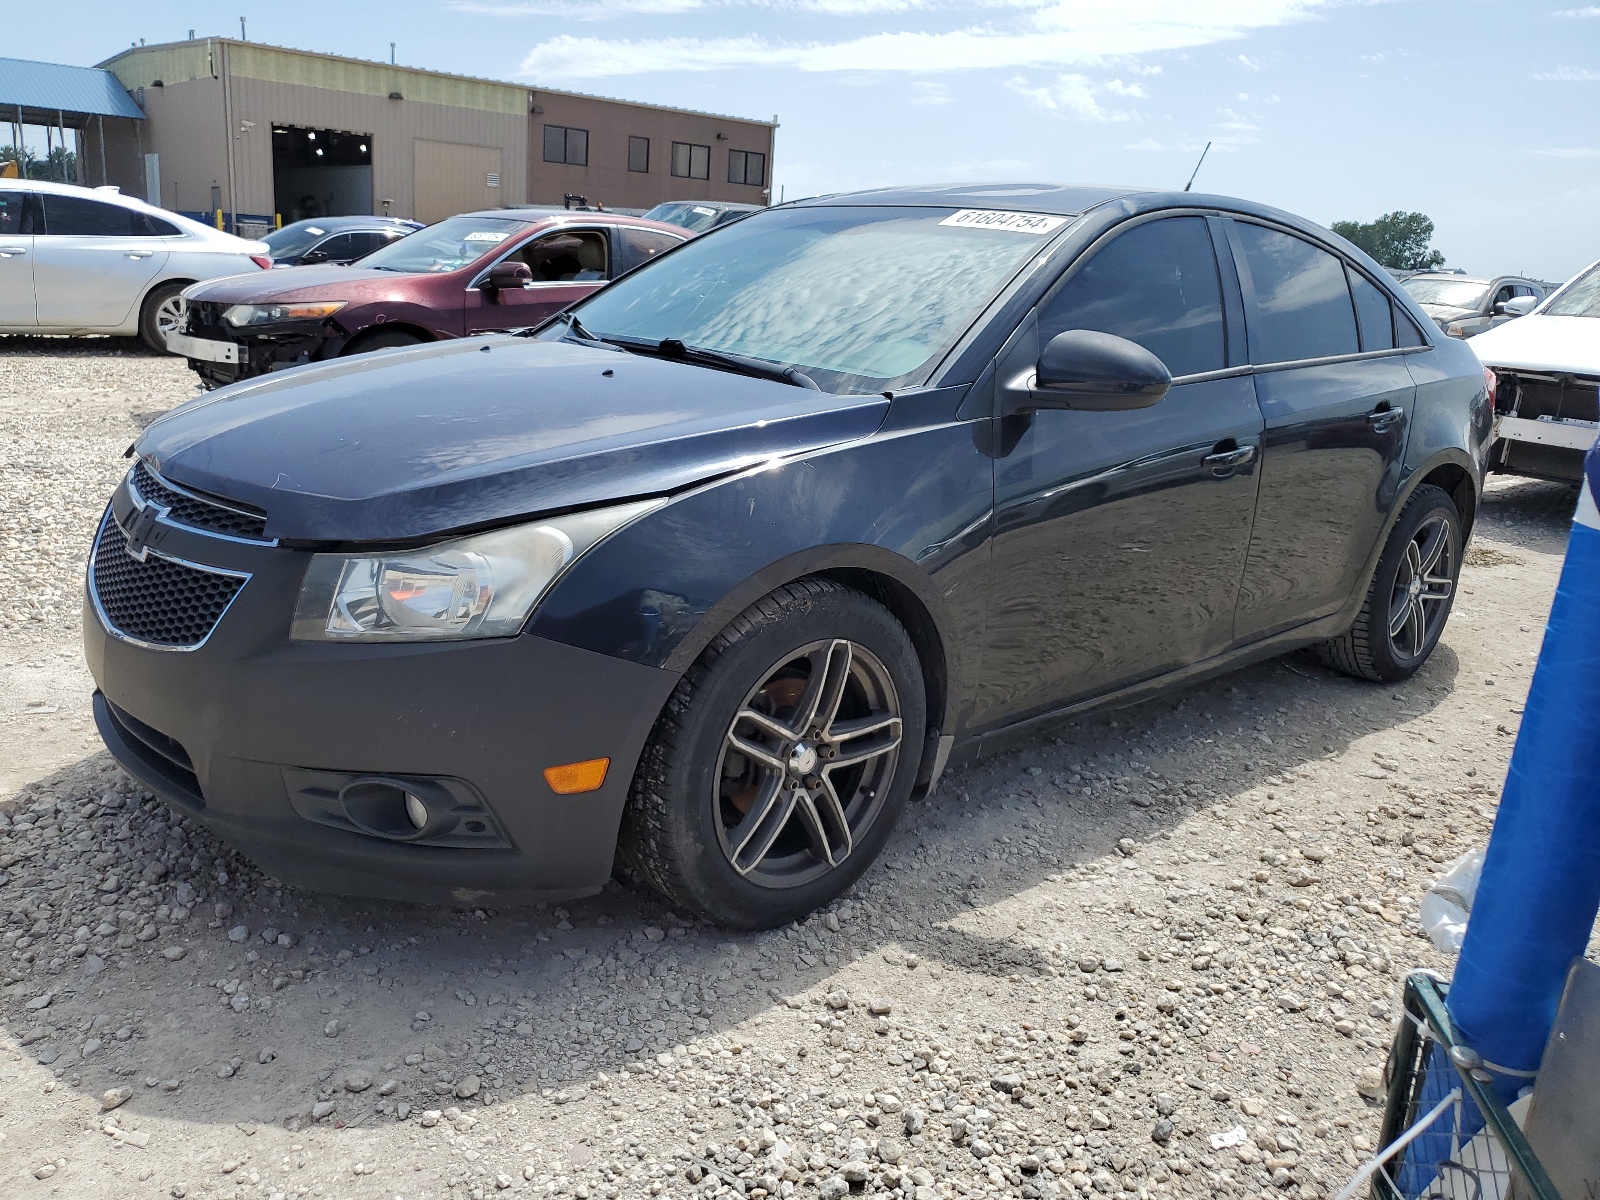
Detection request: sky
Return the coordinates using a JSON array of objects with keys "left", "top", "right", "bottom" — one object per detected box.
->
[{"left": 10, "top": 0, "right": 1599, "bottom": 281}]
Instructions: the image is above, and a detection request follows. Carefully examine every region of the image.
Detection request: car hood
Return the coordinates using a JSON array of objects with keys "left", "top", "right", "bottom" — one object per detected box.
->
[
  {"left": 1417, "top": 303, "right": 1475, "bottom": 321},
  {"left": 137, "top": 336, "right": 891, "bottom": 543},
  {"left": 1469, "top": 315, "right": 1600, "bottom": 376},
  {"left": 183, "top": 264, "right": 425, "bottom": 304}
]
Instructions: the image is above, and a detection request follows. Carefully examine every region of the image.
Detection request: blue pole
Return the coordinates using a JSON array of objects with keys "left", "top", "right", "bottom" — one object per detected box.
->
[{"left": 1448, "top": 442, "right": 1600, "bottom": 1080}]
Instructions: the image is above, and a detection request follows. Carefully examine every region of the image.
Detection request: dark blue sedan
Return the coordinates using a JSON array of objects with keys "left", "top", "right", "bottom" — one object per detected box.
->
[{"left": 84, "top": 183, "right": 1491, "bottom": 928}]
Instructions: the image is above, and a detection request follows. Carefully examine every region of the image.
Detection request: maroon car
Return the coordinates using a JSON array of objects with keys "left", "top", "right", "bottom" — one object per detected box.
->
[{"left": 169, "top": 208, "right": 686, "bottom": 388}]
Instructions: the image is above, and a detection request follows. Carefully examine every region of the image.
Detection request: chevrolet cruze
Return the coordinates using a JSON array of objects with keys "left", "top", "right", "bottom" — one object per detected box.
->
[{"left": 84, "top": 183, "right": 1492, "bottom": 929}]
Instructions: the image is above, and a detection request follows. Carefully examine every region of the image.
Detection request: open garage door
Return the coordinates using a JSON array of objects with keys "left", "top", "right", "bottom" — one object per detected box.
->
[
  {"left": 414, "top": 141, "right": 503, "bottom": 224},
  {"left": 273, "top": 126, "right": 374, "bottom": 223}
]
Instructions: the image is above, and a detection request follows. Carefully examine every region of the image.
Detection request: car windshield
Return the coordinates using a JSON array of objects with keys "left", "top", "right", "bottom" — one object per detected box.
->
[
  {"left": 357, "top": 215, "right": 527, "bottom": 273},
  {"left": 1546, "top": 263, "right": 1600, "bottom": 318},
  {"left": 1402, "top": 278, "right": 1490, "bottom": 310},
  {"left": 642, "top": 202, "right": 726, "bottom": 233},
  {"left": 263, "top": 222, "right": 328, "bottom": 259},
  {"left": 562, "top": 205, "right": 1064, "bottom": 393}
]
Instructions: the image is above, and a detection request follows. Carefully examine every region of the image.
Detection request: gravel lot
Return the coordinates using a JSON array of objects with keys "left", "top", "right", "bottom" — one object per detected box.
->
[{"left": 0, "top": 338, "right": 1581, "bottom": 1200}]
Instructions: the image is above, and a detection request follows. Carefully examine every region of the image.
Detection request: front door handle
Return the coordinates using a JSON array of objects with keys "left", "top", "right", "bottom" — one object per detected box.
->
[
  {"left": 1368, "top": 405, "right": 1404, "bottom": 431},
  {"left": 0, "top": 245, "right": 27, "bottom": 257},
  {"left": 1203, "top": 444, "right": 1257, "bottom": 477}
]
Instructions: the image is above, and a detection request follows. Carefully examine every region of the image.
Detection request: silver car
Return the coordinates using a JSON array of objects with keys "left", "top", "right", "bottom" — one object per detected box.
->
[
  {"left": 0, "top": 180, "right": 270, "bottom": 352},
  {"left": 1401, "top": 272, "right": 1547, "bottom": 339}
]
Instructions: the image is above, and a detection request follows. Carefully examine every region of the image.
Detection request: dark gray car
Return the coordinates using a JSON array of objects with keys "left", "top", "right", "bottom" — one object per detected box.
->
[{"left": 1402, "top": 272, "right": 1546, "bottom": 338}]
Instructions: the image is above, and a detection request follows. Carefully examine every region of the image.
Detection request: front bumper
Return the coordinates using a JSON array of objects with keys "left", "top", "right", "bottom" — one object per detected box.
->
[
  {"left": 83, "top": 513, "right": 679, "bottom": 906},
  {"left": 176, "top": 307, "right": 344, "bottom": 387}
]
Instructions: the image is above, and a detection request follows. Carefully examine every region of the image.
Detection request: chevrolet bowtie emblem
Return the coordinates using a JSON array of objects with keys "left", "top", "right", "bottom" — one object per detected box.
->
[{"left": 124, "top": 501, "right": 168, "bottom": 561}]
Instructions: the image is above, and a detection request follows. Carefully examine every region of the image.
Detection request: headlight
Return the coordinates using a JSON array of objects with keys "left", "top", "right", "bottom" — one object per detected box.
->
[
  {"left": 223, "top": 301, "right": 346, "bottom": 327},
  {"left": 290, "top": 499, "right": 663, "bottom": 642}
]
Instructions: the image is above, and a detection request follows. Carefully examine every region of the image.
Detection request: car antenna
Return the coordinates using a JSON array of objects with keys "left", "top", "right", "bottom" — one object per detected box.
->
[{"left": 1182, "top": 142, "right": 1212, "bottom": 193}]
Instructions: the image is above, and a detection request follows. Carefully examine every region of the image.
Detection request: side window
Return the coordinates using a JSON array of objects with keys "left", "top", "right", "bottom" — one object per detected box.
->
[
  {"left": 1347, "top": 267, "right": 1395, "bottom": 352},
  {"left": 345, "top": 232, "right": 390, "bottom": 259},
  {"left": 1038, "top": 216, "right": 1226, "bottom": 379},
  {"left": 1232, "top": 222, "right": 1359, "bottom": 363},
  {"left": 43, "top": 193, "right": 167, "bottom": 236},
  {"left": 513, "top": 230, "right": 608, "bottom": 282},
  {"left": 1492, "top": 284, "right": 1516, "bottom": 309},
  {"left": 310, "top": 233, "right": 360, "bottom": 261},
  {"left": 1395, "top": 310, "right": 1428, "bottom": 348},
  {"left": 0, "top": 191, "right": 35, "bottom": 235},
  {"left": 617, "top": 226, "right": 682, "bottom": 273}
]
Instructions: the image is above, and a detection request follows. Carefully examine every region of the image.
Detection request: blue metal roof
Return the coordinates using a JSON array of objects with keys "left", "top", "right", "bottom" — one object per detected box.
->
[{"left": 0, "top": 56, "right": 144, "bottom": 120}]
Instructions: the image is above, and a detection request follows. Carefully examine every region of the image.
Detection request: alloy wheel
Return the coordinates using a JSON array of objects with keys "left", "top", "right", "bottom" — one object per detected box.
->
[
  {"left": 713, "top": 638, "right": 903, "bottom": 888},
  {"left": 155, "top": 294, "right": 187, "bottom": 346},
  {"left": 1387, "top": 514, "right": 1455, "bottom": 660}
]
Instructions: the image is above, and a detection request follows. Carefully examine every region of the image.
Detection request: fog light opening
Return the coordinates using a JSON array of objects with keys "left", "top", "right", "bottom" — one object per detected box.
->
[
  {"left": 405, "top": 791, "right": 428, "bottom": 831},
  {"left": 340, "top": 778, "right": 448, "bottom": 840}
]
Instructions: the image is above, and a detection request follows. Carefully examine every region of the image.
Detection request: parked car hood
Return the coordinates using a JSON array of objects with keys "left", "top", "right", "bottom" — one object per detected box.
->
[
  {"left": 183, "top": 264, "right": 430, "bottom": 304},
  {"left": 1469, "top": 315, "right": 1600, "bottom": 376},
  {"left": 137, "top": 337, "right": 891, "bottom": 543},
  {"left": 1417, "top": 303, "right": 1475, "bottom": 322}
]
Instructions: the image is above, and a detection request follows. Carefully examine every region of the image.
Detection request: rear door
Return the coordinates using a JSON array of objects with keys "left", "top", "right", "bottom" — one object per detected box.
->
[
  {"left": 462, "top": 227, "right": 613, "bottom": 334},
  {"left": 1226, "top": 218, "right": 1415, "bottom": 640},
  {"left": 973, "top": 214, "right": 1265, "bottom": 727},
  {"left": 34, "top": 192, "right": 171, "bottom": 328},
  {"left": 0, "top": 190, "right": 37, "bottom": 325}
]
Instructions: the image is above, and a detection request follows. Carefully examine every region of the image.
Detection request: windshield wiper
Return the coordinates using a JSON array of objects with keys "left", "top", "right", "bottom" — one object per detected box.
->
[
  {"left": 651, "top": 338, "right": 821, "bottom": 390},
  {"left": 524, "top": 310, "right": 624, "bottom": 350}
]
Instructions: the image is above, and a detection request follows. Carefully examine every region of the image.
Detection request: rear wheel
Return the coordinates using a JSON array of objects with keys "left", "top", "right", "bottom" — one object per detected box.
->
[
  {"left": 138, "top": 282, "right": 188, "bottom": 353},
  {"left": 1318, "top": 484, "right": 1462, "bottom": 682},
  {"left": 619, "top": 579, "right": 926, "bottom": 929}
]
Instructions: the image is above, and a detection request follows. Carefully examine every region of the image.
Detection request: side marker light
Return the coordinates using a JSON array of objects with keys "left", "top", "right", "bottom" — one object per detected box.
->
[{"left": 543, "top": 758, "right": 610, "bottom": 794}]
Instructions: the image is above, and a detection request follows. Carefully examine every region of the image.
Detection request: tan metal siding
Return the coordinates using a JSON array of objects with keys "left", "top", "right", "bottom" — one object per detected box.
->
[
  {"left": 101, "top": 43, "right": 215, "bottom": 90},
  {"left": 135, "top": 76, "right": 231, "bottom": 215},
  {"left": 414, "top": 141, "right": 504, "bottom": 223}
]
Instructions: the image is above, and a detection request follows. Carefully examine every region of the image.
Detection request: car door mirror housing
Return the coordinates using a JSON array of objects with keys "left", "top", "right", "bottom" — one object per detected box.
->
[
  {"left": 1026, "top": 330, "right": 1172, "bottom": 412},
  {"left": 484, "top": 261, "right": 533, "bottom": 292},
  {"left": 1498, "top": 296, "right": 1537, "bottom": 317},
  {"left": 300, "top": 249, "right": 328, "bottom": 264}
]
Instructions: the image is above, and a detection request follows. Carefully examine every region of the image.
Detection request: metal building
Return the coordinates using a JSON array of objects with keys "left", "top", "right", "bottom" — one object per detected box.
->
[{"left": 91, "top": 39, "right": 775, "bottom": 236}]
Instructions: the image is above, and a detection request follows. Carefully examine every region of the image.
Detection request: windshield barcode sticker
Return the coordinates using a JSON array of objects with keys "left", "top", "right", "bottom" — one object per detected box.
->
[{"left": 939, "top": 209, "right": 1068, "bottom": 235}]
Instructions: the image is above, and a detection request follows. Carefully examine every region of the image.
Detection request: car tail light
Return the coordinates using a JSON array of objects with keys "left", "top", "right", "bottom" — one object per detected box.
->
[
  {"left": 250, "top": 255, "right": 272, "bottom": 271},
  {"left": 1484, "top": 367, "right": 1498, "bottom": 409}
]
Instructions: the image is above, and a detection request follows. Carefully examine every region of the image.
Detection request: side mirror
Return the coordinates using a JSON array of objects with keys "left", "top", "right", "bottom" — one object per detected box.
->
[
  {"left": 483, "top": 261, "right": 532, "bottom": 292},
  {"left": 1497, "top": 296, "right": 1537, "bottom": 317},
  {"left": 300, "top": 249, "right": 328, "bottom": 264},
  {"left": 1022, "top": 330, "right": 1172, "bottom": 412}
]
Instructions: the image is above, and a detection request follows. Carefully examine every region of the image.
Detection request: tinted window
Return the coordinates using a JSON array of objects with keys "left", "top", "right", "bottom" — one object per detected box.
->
[
  {"left": 1038, "top": 216, "right": 1225, "bottom": 378},
  {"left": 618, "top": 226, "right": 682, "bottom": 272},
  {"left": 43, "top": 193, "right": 176, "bottom": 237},
  {"left": 1395, "top": 310, "right": 1428, "bottom": 347},
  {"left": 628, "top": 136, "right": 650, "bottom": 173},
  {"left": 0, "top": 191, "right": 34, "bottom": 235},
  {"left": 309, "top": 232, "right": 360, "bottom": 260},
  {"left": 1233, "top": 223, "right": 1358, "bottom": 363},
  {"left": 671, "top": 142, "right": 710, "bottom": 180},
  {"left": 728, "top": 150, "right": 765, "bottom": 187},
  {"left": 543, "top": 125, "right": 588, "bottom": 167},
  {"left": 1348, "top": 268, "right": 1395, "bottom": 352}
]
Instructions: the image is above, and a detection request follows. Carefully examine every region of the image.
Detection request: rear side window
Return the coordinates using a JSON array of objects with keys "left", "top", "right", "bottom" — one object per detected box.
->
[
  {"left": 1395, "top": 310, "right": 1429, "bottom": 347},
  {"left": 1038, "top": 216, "right": 1226, "bottom": 378},
  {"left": 43, "top": 193, "right": 176, "bottom": 237},
  {"left": 617, "top": 226, "right": 682, "bottom": 273},
  {"left": 1233, "top": 222, "right": 1359, "bottom": 363},
  {"left": 1348, "top": 268, "right": 1395, "bottom": 352}
]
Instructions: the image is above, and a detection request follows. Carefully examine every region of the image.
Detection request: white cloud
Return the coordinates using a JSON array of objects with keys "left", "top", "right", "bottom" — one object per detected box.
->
[
  {"left": 1125, "top": 137, "right": 1169, "bottom": 150},
  {"left": 1104, "top": 78, "right": 1148, "bottom": 97},
  {"left": 1535, "top": 66, "right": 1600, "bottom": 80},
  {"left": 517, "top": 0, "right": 1329, "bottom": 79},
  {"left": 1237, "top": 52, "right": 1261, "bottom": 69},
  {"left": 910, "top": 80, "right": 954, "bottom": 103},
  {"left": 1533, "top": 147, "right": 1600, "bottom": 158},
  {"left": 451, "top": 0, "right": 705, "bottom": 16},
  {"left": 1007, "top": 72, "right": 1137, "bottom": 120},
  {"left": 1554, "top": 5, "right": 1600, "bottom": 16}
]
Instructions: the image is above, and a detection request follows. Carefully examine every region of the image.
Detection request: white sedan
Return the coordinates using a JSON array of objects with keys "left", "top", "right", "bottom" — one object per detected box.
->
[
  {"left": 1471, "top": 257, "right": 1600, "bottom": 484},
  {"left": 0, "top": 179, "right": 270, "bottom": 352}
]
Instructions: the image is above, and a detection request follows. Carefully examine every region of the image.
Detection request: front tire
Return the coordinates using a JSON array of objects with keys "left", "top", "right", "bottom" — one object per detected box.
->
[
  {"left": 139, "top": 282, "right": 188, "bottom": 353},
  {"left": 619, "top": 579, "right": 926, "bottom": 930},
  {"left": 1318, "top": 484, "right": 1462, "bottom": 682}
]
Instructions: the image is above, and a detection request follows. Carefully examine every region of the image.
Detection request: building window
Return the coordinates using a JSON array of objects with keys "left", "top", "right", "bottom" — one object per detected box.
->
[
  {"left": 728, "top": 149, "right": 766, "bottom": 187},
  {"left": 543, "top": 125, "right": 589, "bottom": 167},
  {"left": 671, "top": 141, "right": 710, "bottom": 180},
  {"left": 628, "top": 136, "right": 650, "bottom": 173}
]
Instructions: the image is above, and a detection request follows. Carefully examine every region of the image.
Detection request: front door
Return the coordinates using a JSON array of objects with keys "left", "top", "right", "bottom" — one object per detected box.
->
[
  {"left": 1225, "top": 219, "right": 1414, "bottom": 639},
  {"left": 463, "top": 227, "right": 611, "bottom": 334},
  {"left": 34, "top": 192, "right": 169, "bottom": 328},
  {"left": 974, "top": 215, "right": 1264, "bottom": 729},
  {"left": 0, "top": 190, "right": 36, "bottom": 325}
]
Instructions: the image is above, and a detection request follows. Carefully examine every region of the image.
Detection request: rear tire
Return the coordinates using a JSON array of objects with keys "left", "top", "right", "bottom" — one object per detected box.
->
[
  {"left": 1318, "top": 484, "right": 1462, "bottom": 682},
  {"left": 138, "top": 282, "right": 188, "bottom": 353},
  {"left": 619, "top": 578, "right": 926, "bottom": 930},
  {"left": 345, "top": 329, "right": 424, "bottom": 356}
]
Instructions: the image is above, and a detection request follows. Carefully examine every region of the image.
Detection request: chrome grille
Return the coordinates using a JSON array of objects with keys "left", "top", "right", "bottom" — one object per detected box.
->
[
  {"left": 130, "top": 461, "right": 269, "bottom": 542},
  {"left": 89, "top": 510, "right": 248, "bottom": 650}
]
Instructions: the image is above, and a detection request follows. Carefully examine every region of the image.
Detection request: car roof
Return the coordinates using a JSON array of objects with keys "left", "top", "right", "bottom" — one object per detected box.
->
[
  {"left": 281, "top": 215, "right": 421, "bottom": 231},
  {"left": 798, "top": 182, "right": 1153, "bottom": 215},
  {"left": 450, "top": 208, "right": 691, "bottom": 235}
]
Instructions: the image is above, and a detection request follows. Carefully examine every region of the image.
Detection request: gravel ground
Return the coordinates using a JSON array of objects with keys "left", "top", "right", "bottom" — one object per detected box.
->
[{"left": 0, "top": 339, "right": 1582, "bottom": 1200}]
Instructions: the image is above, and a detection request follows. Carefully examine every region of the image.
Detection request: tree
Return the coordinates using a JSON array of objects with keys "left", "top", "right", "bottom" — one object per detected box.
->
[
  {"left": 0, "top": 145, "right": 77, "bottom": 183},
  {"left": 1331, "top": 211, "right": 1445, "bottom": 271}
]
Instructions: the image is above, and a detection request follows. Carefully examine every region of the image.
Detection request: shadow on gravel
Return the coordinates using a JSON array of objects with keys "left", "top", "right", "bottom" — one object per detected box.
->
[
  {"left": 0, "top": 335, "right": 162, "bottom": 357},
  {"left": 0, "top": 481, "right": 1567, "bottom": 1135}
]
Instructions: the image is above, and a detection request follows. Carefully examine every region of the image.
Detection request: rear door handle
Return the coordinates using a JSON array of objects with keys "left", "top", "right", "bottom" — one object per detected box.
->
[
  {"left": 1203, "top": 444, "right": 1257, "bottom": 476},
  {"left": 1369, "top": 406, "right": 1404, "bottom": 431},
  {"left": 0, "top": 245, "right": 27, "bottom": 257},
  {"left": 125, "top": 250, "right": 155, "bottom": 260}
]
